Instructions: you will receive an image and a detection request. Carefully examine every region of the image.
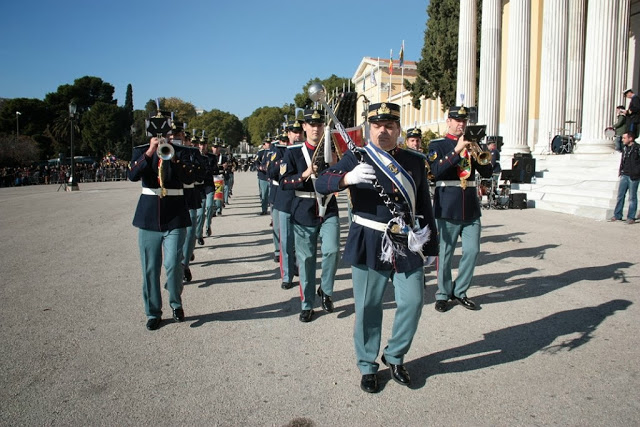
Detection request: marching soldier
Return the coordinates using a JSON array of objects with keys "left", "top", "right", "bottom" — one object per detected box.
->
[
  {"left": 129, "top": 114, "right": 195, "bottom": 331},
  {"left": 256, "top": 138, "right": 272, "bottom": 215},
  {"left": 211, "top": 142, "right": 227, "bottom": 216},
  {"left": 315, "top": 102, "right": 438, "bottom": 393},
  {"left": 172, "top": 126, "right": 206, "bottom": 282},
  {"left": 202, "top": 138, "right": 220, "bottom": 238},
  {"left": 268, "top": 121, "right": 304, "bottom": 288},
  {"left": 404, "top": 127, "right": 423, "bottom": 152},
  {"left": 267, "top": 133, "right": 284, "bottom": 263},
  {"left": 281, "top": 108, "right": 340, "bottom": 323},
  {"left": 195, "top": 136, "right": 212, "bottom": 245},
  {"left": 427, "top": 106, "right": 493, "bottom": 313}
]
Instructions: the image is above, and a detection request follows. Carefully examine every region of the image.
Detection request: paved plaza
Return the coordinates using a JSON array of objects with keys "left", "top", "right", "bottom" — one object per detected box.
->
[{"left": 1, "top": 172, "right": 639, "bottom": 426}]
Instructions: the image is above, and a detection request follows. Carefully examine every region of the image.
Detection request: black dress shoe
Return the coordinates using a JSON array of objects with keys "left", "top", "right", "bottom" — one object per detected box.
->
[
  {"left": 435, "top": 300, "right": 449, "bottom": 312},
  {"left": 197, "top": 237, "right": 205, "bottom": 246},
  {"left": 317, "top": 287, "right": 334, "bottom": 313},
  {"left": 299, "top": 309, "right": 314, "bottom": 323},
  {"left": 381, "top": 355, "right": 411, "bottom": 386},
  {"left": 146, "top": 318, "right": 161, "bottom": 331},
  {"left": 360, "top": 374, "right": 379, "bottom": 393},
  {"left": 453, "top": 296, "right": 478, "bottom": 310},
  {"left": 183, "top": 266, "right": 192, "bottom": 282},
  {"left": 172, "top": 308, "right": 185, "bottom": 322},
  {"left": 206, "top": 227, "right": 212, "bottom": 237},
  {"left": 281, "top": 281, "right": 296, "bottom": 290},
  {"left": 274, "top": 254, "right": 280, "bottom": 263}
]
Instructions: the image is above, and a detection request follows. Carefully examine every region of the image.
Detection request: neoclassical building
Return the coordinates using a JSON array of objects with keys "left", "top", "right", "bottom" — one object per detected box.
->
[{"left": 351, "top": 0, "right": 640, "bottom": 220}]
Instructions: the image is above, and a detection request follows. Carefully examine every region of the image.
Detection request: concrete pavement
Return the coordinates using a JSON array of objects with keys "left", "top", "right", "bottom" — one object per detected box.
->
[{"left": 0, "top": 172, "right": 639, "bottom": 426}]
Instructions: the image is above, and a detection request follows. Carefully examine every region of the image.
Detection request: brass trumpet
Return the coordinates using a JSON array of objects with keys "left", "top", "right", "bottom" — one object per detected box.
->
[
  {"left": 468, "top": 141, "right": 491, "bottom": 166},
  {"left": 158, "top": 140, "right": 175, "bottom": 161}
]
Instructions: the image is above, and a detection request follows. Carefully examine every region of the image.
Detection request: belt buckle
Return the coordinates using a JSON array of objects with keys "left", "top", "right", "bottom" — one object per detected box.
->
[
  {"left": 460, "top": 178, "right": 467, "bottom": 190},
  {"left": 160, "top": 188, "right": 167, "bottom": 198}
]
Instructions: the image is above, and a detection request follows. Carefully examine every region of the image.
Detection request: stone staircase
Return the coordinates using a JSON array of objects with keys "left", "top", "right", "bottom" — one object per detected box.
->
[{"left": 508, "top": 153, "right": 622, "bottom": 221}]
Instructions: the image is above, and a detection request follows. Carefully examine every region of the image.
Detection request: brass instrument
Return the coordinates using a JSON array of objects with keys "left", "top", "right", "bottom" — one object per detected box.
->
[
  {"left": 158, "top": 140, "right": 175, "bottom": 161},
  {"left": 468, "top": 141, "right": 491, "bottom": 166},
  {"left": 463, "top": 125, "right": 490, "bottom": 166}
]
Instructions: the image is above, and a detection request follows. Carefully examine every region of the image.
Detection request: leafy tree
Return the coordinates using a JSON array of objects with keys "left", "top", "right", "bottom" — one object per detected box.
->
[
  {"left": 0, "top": 134, "right": 40, "bottom": 166},
  {"left": 44, "top": 76, "right": 116, "bottom": 114},
  {"left": 143, "top": 97, "right": 197, "bottom": 122},
  {"left": 80, "top": 102, "right": 127, "bottom": 157},
  {"left": 294, "top": 75, "right": 352, "bottom": 109},
  {"left": 407, "top": 0, "right": 481, "bottom": 110},
  {"left": 244, "top": 106, "right": 292, "bottom": 146},
  {"left": 189, "top": 109, "right": 244, "bottom": 148},
  {"left": 124, "top": 84, "right": 134, "bottom": 124}
]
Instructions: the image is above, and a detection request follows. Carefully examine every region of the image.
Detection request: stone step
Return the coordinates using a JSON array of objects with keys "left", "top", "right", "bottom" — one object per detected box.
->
[{"left": 534, "top": 199, "right": 613, "bottom": 220}]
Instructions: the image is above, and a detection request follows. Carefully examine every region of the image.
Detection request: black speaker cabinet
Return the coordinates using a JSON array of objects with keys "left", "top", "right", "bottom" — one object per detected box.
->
[
  {"left": 509, "top": 193, "right": 527, "bottom": 209},
  {"left": 511, "top": 157, "right": 536, "bottom": 183}
]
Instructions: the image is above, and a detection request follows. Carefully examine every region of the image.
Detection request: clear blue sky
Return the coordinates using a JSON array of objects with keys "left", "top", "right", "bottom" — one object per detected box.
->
[{"left": 0, "top": 0, "right": 429, "bottom": 120}]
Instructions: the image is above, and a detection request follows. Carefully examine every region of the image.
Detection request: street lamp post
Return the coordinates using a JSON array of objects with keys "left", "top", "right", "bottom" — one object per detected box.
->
[
  {"left": 130, "top": 124, "right": 137, "bottom": 157},
  {"left": 15, "top": 111, "right": 21, "bottom": 144},
  {"left": 67, "top": 102, "right": 79, "bottom": 191}
]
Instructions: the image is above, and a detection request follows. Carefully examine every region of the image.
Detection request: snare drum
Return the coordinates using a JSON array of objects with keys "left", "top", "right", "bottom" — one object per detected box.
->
[{"left": 551, "top": 135, "right": 573, "bottom": 154}]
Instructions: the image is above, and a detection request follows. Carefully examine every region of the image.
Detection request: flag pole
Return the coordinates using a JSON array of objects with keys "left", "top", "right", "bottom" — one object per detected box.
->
[
  {"left": 377, "top": 57, "right": 381, "bottom": 102},
  {"left": 400, "top": 40, "right": 405, "bottom": 127},
  {"left": 388, "top": 49, "right": 393, "bottom": 101}
]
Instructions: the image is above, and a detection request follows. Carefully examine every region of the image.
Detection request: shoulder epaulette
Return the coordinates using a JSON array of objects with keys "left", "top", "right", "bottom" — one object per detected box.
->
[{"left": 287, "top": 143, "right": 304, "bottom": 149}]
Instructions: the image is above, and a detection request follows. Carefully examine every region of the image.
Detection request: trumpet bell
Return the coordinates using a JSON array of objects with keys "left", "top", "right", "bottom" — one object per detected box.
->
[
  {"left": 158, "top": 142, "right": 175, "bottom": 161},
  {"left": 308, "top": 83, "right": 327, "bottom": 103}
]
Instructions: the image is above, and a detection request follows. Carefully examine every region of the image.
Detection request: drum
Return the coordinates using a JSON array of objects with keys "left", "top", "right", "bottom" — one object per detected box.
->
[
  {"left": 213, "top": 174, "right": 224, "bottom": 200},
  {"left": 331, "top": 126, "right": 364, "bottom": 156},
  {"left": 551, "top": 135, "right": 573, "bottom": 154},
  {"left": 478, "top": 179, "right": 492, "bottom": 196}
]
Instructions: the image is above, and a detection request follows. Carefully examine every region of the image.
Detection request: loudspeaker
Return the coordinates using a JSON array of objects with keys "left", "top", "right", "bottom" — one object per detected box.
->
[
  {"left": 466, "top": 107, "right": 478, "bottom": 124},
  {"left": 509, "top": 193, "right": 527, "bottom": 209},
  {"left": 511, "top": 157, "right": 536, "bottom": 183}
]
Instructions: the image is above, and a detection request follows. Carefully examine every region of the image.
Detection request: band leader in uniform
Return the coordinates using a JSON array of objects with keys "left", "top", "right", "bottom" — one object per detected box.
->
[{"left": 315, "top": 102, "right": 438, "bottom": 393}]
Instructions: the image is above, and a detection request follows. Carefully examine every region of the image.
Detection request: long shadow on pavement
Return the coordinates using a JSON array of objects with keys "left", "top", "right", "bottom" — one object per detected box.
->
[
  {"left": 402, "top": 299, "right": 632, "bottom": 390},
  {"left": 473, "top": 262, "right": 634, "bottom": 306}
]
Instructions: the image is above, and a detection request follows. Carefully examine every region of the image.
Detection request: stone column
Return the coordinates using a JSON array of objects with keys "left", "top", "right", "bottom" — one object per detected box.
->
[
  {"left": 577, "top": 1, "right": 618, "bottom": 154},
  {"left": 456, "top": 0, "right": 477, "bottom": 107},
  {"left": 614, "top": 0, "right": 630, "bottom": 107},
  {"left": 478, "top": 0, "right": 502, "bottom": 136},
  {"left": 502, "top": 0, "right": 531, "bottom": 156},
  {"left": 565, "top": 0, "right": 587, "bottom": 136},
  {"left": 535, "top": 0, "right": 569, "bottom": 154}
]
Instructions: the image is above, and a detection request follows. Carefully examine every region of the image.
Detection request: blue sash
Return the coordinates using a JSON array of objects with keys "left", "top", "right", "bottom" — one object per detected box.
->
[{"left": 364, "top": 143, "right": 417, "bottom": 223}]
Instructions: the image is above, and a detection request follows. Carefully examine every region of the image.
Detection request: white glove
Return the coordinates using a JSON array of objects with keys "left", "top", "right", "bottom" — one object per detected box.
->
[{"left": 344, "top": 163, "right": 376, "bottom": 185}]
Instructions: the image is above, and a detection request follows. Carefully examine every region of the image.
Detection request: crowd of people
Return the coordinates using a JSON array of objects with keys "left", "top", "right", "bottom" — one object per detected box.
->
[{"left": 0, "top": 159, "right": 129, "bottom": 187}]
